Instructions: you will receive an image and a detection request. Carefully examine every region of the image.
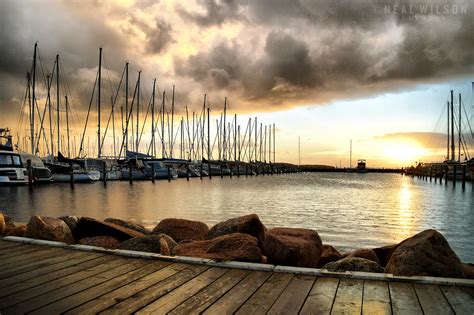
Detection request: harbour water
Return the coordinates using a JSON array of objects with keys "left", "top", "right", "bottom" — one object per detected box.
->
[{"left": 1, "top": 173, "right": 473, "bottom": 262}]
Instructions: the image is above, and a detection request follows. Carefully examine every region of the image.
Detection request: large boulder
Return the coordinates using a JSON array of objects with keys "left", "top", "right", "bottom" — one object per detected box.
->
[
  {"left": 385, "top": 229, "right": 465, "bottom": 278},
  {"left": 317, "top": 245, "right": 342, "bottom": 268},
  {"left": 208, "top": 214, "right": 266, "bottom": 248},
  {"left": 323, "top": 257, "right": 384, "bottom": 273},
  {"left": 372, "top": 244, "right": 398, "bottom": 267},
  {"left": 0, "top": 213, "right": 15, "bottom": 235},
  {"left": 105, "top": 218, "right": 151, "bottom": 235},
  {"left": 264, "top": 227, "right": 323, "bottom": 268},
  {"left": 462, "top": 263, "right": 474, "bottom": 279},
  {"left": 0, "top": 212, "right": 5, "bottom": 235},
  {"left": 73, "top": 217, "right": 144, "bottom": 242},
  {"left": 119, "top": 234, "right": 177, "bottom": 255},
  {"left": 173, "top": 233, "right": 264, "bottom": 263},
  {"left": 153, "top": 218, "right": 208, "bottom": 242},
  {"left": 59, "top": 216, "right": 80, "bottom": 234},
  {"left": 25, "top": 216, "right": 75, "bottom": 244},
  {"left": 347, "top": 248, "right": 380, "bottom": 264},
  {"left": 7, "top": 225, "right": 27, "bottom": 237},
  {"left": 78, "top": 236, "right": 120, "bottom": 249}
]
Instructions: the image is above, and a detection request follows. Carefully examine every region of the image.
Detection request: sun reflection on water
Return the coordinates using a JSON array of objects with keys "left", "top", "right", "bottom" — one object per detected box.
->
[{"left": 396, "top": 178, "right": 416, "bottom": 241}]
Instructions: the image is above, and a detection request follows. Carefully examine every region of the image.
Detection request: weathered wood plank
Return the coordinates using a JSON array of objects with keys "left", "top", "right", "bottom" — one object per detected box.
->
[
  {"left": 29, "top": 260, "right": 171, "bottom": 314},
  {"left": 170, "top": 268, "right": 250, "bottom": 315},
  {"left": 1, "top": 258, "right": 148, "bottom": 314},
  {"left": 440, "top": 286, "right": 474, "bottom": 315},
  {"left": 362, "top": 280, "right": 391, "bottom": 315},
  {"left": 267, "top": 274, "right": 315, "bottom": 315},
  {"left": 414, "top": 284, "right": 453, "bottom": 314},
  {"left": 0, "top": 241, "right": 25, "bottom": 249},
  {"left": 0, "top": 244, "right": 47, "bottom": 259},
  {"left": 99, "top": 264, "right": 209, "bottom": 314},
  {"left": 65, "top": 263, "right": 189, "bottom": 314},
  {"left": 0, "top": 251, "right": 104, "bottom": 297},
  {"left": 0, "top": 256, "right": 126, "bottom": 311},
  {"left": 235, "top": 272, "right": 294, "bottom": 315},
  {"left": 299, "top": 277, "right": 339, "bottom": 315},
  {"left": 389, "top": 282, "right": 423, "bottom": 315},
  {"left": 1, "top": 246, "right": 65, "bottom": 270},
  {"left": 331, "top": 278, "right": 364, "bottom": 314},
  {"left": 136, "top": 267, "right": 229, "bottom": 314},
  {"left": 202, "top": 271, "right": 272, "bottom": 315}
]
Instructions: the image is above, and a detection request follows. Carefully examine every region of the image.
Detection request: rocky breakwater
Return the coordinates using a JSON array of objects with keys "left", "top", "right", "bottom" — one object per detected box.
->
[{"left": 0, "top": 212, "right": 472, "bottom": 280}]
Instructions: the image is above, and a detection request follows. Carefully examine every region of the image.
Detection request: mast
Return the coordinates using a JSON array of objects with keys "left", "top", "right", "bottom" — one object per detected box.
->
[
  {"left": 447, "top": 101, "right": 450, "bottom": 160},
  {"left": 207, "top": 107, "right": 210, "bottom": 161},
  {"left": 350, "top": 139, "right": 352, "bottom": 168},
  {"left": 234, "top": 114, "right": 237, "bottom": 161},
  {"left": 47, "top": 74, "right": 54, "bottom": 157},
  {"left": 31, "top": 43, "right": 37, "bottom": 154},
  {"left": 56, "top": 54, "right": 60, "bottom": 156},
  {"left": 458, "top": 93, "right": 462, "bottom": 162},
  {"left": 151, "top": 79, "right": 156, "bottom": 157},
  {"left": 180, "top": 118, "right": 184, "bottom": 159},
  {"left": 171, "top": 85, "right": 175, "bottom": 158},
  {"left": 65, "top": 95, "right": 71, "bottom": 158},
  {"left": 202, "top": 94, "right": 206, "bottom": 160},
  {"left": 264, "top": 125, "right": 267, "bottom": 162},
  {"left": 248, "top": 118, "right": 252, "bottom": 162},
  {"left": 136, "top": 70, "right": 141, "bottom": 152},
  {"left": 268, "top": 124, "right": 271, "bottom": 163},
  {"left": 111, "top": 96, "right": 116, "bottom": 158},
  {"left": 223, "top": 97, "right": 227, "bottom": 160},
  {"left": 97, "top": 47, "right": 102, "bottom": 158},
  {"left": 161, "top": 91, "right": 165, "bottom": 158},
  {"left": 298, "top": 136, "right": 301, "bottom": 166},
  {"left": 273, "top": 123, "right": 275, "bottom": 163},
  {"left": 259, "top": 123, "right": 263, "bottom": 161},
  {"left": 451, "top": 90, "right": 455, "bottom": 161},
  {"left": 125, "top": 62, "right": 129, "bottom": 156},
  {"left": 238, "top": 125, "right": 241, "bottom": 161},
  {"left": 254, "top": 117, "right": 257, "bottom": 162}
]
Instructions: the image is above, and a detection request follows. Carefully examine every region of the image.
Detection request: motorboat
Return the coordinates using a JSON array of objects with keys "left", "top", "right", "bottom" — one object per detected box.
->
[
  {"left": 19, "top": 153, "right": 53, "bottom": 183},
  {"left": 0, "top": 150, "right": 29, "bottom": 185}
]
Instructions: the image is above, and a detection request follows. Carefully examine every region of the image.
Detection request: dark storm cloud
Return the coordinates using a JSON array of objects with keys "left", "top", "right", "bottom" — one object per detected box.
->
[{"left": 128, "top": 14, "right": 174, "bottom": 55}]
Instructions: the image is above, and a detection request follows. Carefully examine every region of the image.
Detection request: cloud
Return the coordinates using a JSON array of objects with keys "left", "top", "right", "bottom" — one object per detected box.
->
[{"left": 376, "top": 132, "right": 448, "bottom": 149}]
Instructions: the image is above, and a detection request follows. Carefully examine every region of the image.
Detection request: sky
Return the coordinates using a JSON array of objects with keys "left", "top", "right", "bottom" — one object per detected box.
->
[{"left": 0, "top": 0, "right": 473, "bottom": 166}]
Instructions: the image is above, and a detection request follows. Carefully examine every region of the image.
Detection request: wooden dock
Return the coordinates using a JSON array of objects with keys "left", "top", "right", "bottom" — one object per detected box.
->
[{"left": 0, "top": 239, "right": 473, "bottom": 314}]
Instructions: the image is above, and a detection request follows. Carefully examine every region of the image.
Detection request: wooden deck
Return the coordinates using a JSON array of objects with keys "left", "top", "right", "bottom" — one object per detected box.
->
[{"left": 0, "top": 239, "right": 473, "bottom": 314}]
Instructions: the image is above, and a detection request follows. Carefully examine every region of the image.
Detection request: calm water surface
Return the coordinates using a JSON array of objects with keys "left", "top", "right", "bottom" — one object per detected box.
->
[{"left": 1, "top": 173, "right": 473, "bottom": 262}]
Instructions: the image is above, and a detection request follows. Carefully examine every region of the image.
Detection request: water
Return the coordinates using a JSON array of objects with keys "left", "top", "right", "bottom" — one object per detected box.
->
[{"left": 1, "top": 173, "right": 473, "bottom": 262}]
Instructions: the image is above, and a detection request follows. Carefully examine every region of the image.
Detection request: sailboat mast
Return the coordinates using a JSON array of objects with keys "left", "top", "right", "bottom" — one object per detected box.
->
[
  {"left": 207, "top": 107, "right": 210, "bottom": 161},
  {"left": 458, "top": 93, "right": 462, "bottom": 162},
  {"left": 268, "top": 124, "right": 271, "bottom": 163},
  {"left": 31, "top": 43, "right": 37, "bottom": 154},
  {"left": 254, "top": 117, "right": 257, "bottom": 162},
  {"left": 447, "top": 101, "right": 450, "bottom": 160},
  {"left": 125, "top": 62, "right": 129, "bottom": 156},
  {"left": 234, "top": 114, "right": 237, "bottom": 162},
  {"left": 151, "top": 78, "right": 156, "bottom": 157},
  {"left": 136, "top": 70, "right": 141, "bottom": 152},
  {"left": 65, "top": 95, "right": 71, "bottom": 158},
  {"left": 451, "top": 90, "right": 455, "bottom": 161},
  {"left": 273, "top": 123, "right": 275, "bottom": 163},
  {"left": 161, "top": 91, "right": 165, "bottom": 158},
  {"left": 56, "top": 54, "right": 60, "bottom": 156},
  {"left": 97, "top": 47, "right": 102, "bottom": 158},
  {"left": 223, "top": 97, "right": 227, "bottom": 160},
  {"left": 171, "top": 85, "right": 175, "bottom": 158},
  {"left": 47, "top": 74, "right": 54, "bottom": 157},
  {"left": 350, "top": 139, "right": 352, "bottom": 168},
  {"left": 201, "top": 94, "right": 206, "bottom": 160},
  {"left": 111, "top": 96, "right": 116, "bottom": 158}
]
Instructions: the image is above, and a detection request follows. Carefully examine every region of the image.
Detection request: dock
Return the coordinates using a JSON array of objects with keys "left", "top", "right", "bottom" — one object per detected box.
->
[{"left": 0, "top": 238, "right": 473, "bottom": 314}]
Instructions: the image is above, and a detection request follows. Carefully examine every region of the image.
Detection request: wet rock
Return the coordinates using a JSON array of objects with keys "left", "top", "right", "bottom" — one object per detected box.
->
[
  {"left": 462, "top": 263, "right": 474, "bottom": 279},
  {"left": 385, "top": 229, "right": 465, "bottom": 278},
  {"left": 7, "top": 225, "right": 27, "bottom": 237},
  {"left": 25, "top": 215, "right": 75, "bottom": 244},
  {"left": 119, "top": 234, "right": 177, "bottom": 255},
  {"left": 347, "top": 248, "right": 380, "bottom": 264},
  {"left": 317, "top": 245, "right": 342, "bottom": 268},
  {"left": 105, "top": 218, "right": 151, "bottom": 235},
  {"left": 323, "top": 257, "right": 384, "bottom": 273},
  {"left": 153, "top": 218, "right": 208, "bottom": 242},
  {"left": 0, "top": 213, "right": 15, "bottom": 235},
  {"left": 0, "top": 212, "right": 5, "bottom": 235},
  {"left": 208, "top": 214, "right": 266, "bottom": 248},
  {"left": 173, "top": 233, "right": 264, "bottom": 263},
  {"left": 372, "top": 244, "right": 398, "bottom": 267},
  {"left": 78, "top": 236, "right": 120, "bottom": 249},
  {"left": 59, "top": 216, "right": 79, "bottom": 234},
  {"left": 264, "top": 227, "right": 323, "bottom": 268},
  {"left": 73, "top": 217, "right": 144, "bottom": 242}
]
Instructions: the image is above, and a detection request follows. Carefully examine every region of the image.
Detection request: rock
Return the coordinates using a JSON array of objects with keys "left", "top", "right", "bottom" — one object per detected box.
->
[
  {"left": 208, "top": 214, "right": 266, "bottom": 248},
  {"left": 372, "top": 244, "right": 398, "bottom": 267},
  {"left": 0, "top": 213, "right": 5, "bottom": 235},
  {"left": 7, "top": 225, "right": 27, "bottom": 237},
  {"left": 462, "top": 263, "right": 474, "bottom": 279},
  {"left": 73, "top": 217, "right": 144, "bottom": 242},
  {"left": 105, "top": 218, "right": 151, "bottom": 235},
  {"left": 385, "top": 229, "right": 465, "bottom": 278},
  {"left": 323, "top": 257, "right": 384, "bottom": 273},
  {"left": 0, "top": 213, "right": 15, "bottom": 235},
  {"left": 119, "top": 234, "right": 177, "bottom": 255},
  {"left": 264, "top": 227, "right": 323, "bottom": 268},
  {"left": 173, "top": 233, "right": 264, "bottom": 263},
  {"left": 153, "top": 218, "right": 208, "bottom": 242},
  {"left": 78, "top": 236, "right": 120, "bottom": 249},
  {"left": 59, "top": 216, "right": 79, "bottom": 234},
  {"left": 25, "top": 216, "right": 75, "bottom": 244},
  {"left": 347, "top": 248, "right": 380, "bottom": 264},
  {"left": 317, "top": 245, "right": 342, "bottom": 268}
]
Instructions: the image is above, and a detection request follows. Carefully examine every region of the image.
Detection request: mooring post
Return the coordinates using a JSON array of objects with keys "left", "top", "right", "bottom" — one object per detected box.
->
[
  {"left": 167, "top": 165, "right": 171, "bottom": 182},
  {"left": 444, "top": 168, "right": 448, "bottom": 186},
  {"left": 245, "top": 164, "right": 248, "bottom": 177},
  {"left": 220, "top": 164, "right": 223, "bottom": 178},
  {"left": 27, "top": 159, "right": 33, "bottom": 190},
  {"left": 151, "top": 163, "right": 155, "bottom": 184},
  {"left": 200, "top": 163, "right": 203, "bottom": 180},
  {"left": 209, "top": 162, "right": 212, "bottom": 180},
  {"left": 453, "top": 165, "right": 456, "bottom": 187},
  {"left": 230, "top": 166, "right": 233, "bottom": 178},
  {"left": 128, "top": 161, "right": 133, "bottom": 185},
  {"left": 462, "top": 164, "right": 466, "bottom": 190},
  {"left": 69, "top": 160, "right": 74, "bottom": 189},
  {"left": 186, "top": 164, "right": 190, "bottom": 181},
  {"left": 102, "top": 161, "right": 107, "bottom": 186},
  {"left": 237, "top": 164, "right": 240, "bottom": 178},
  {"left": 429, "top": 168, "right": 432, "bottom": 182}
]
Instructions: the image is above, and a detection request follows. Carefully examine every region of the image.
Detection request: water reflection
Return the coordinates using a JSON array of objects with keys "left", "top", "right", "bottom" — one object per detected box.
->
[{"left": 0, "top": 173, "right": 472, "bottom": 262}]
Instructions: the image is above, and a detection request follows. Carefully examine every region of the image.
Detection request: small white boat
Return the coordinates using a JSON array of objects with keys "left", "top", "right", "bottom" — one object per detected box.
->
[
  {"left": 52, "top": 170, "right": 101, "bottom": 183},
  {"left": 0, "top": 150, "right": 29, "bottom": 185}
]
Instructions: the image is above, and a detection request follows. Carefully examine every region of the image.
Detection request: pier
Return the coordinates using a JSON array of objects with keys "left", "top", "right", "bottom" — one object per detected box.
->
[{"left": 1, "top": 238, "right": 473, "bottom": 314}]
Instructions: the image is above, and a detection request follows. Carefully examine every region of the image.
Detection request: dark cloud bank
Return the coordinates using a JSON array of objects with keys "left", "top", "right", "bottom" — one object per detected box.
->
[{"left": 1, "top": 0, "right": 473, "bottom": 120}]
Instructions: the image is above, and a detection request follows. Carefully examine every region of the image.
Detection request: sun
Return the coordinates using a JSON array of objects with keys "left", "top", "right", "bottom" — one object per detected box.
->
[{"left": 382, "top": 142, "right": 428, "bottom": 164}]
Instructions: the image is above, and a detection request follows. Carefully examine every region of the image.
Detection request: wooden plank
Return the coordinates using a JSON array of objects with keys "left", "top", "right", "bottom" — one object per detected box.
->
[
  {"left": 300, "top": 277, "right": 339, "bottom": 315},
  {"left": 1, "top": 246, "right": 65, "bottom": 269},
  {"left": 331, "top": 278, "right": 363, "bottom": 314},
  {"left": 136, "top": 267, "right": 229, "bottom": 314},
  {"left": 1, "top": 258, "right": 148, "bottom": 314},
  {"left": 65, "top": 263, "right": 189, "bottom": 314},
  {"left": 0, "top": 253, "right": 111, "bottom": 298},
  {"left": 267, "top": 274, "right": 315, "bottom": 315},
  {"left": 440, "top": 286, "right": 474, "bottom": 315},
  {"left": 362, "top": 280, "right": 391, "bottom": 315},
  {"left": 0, "top": 244, "right": 48, "bottom": 259},
  {"left": 169, "top": 268, "right": 250, "bottom": 315},
  {"left": 235, "top": 272, "right": 294, "bottom": 315},
  {"left": 99, "top": 264, "right": 210, "bottom": 314},
  {"left": 202, "top": 270, "right": 272, "bottom": 315},
  {"left": 29, "top": 260, "right": 171, "bottom": 314},
  {"left": 0, "top": 241, "right": 25, "bottom": 249},
  {"left": 414, "top": 284, "right": 453, "bottom": 314},
  {"left": 0, "top": 256, "right": 127, "bottom": 311},
  {"left": 389, "top": 282, "right": 423, "bottom": 315}
]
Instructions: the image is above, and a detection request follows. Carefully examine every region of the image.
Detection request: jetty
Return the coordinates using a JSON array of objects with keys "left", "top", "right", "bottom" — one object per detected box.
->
[{"left": 1, "top": 238, "right": 473, "bottom": 314}]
